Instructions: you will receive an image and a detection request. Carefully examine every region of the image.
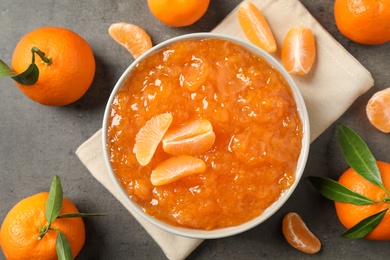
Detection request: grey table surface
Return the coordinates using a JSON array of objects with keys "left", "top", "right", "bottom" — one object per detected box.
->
[{"left": 1, "top": 0, "right": 389, "bottom": 259}]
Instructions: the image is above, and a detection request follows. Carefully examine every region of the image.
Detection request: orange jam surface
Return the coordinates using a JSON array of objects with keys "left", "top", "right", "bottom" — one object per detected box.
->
[{"left": 107, "top": 38, "right": 303, "bottom": 230}]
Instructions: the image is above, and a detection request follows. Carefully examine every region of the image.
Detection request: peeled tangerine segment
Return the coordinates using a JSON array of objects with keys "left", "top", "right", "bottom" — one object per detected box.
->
[
  {"left": 238, "top": 1, "right": 277, "bottom": 53},
  {"left": 133, "top": 113, "right": 173, "bottom": 166},
  {"left": 108, "top": 22, "right": 152, "bottom": 59},
  {"left": 366, "top": 88, "right": 390, "bottom": 133},
  {"left": 151, "top": 155, "right": 206, "bottom": 186},
  {"left": 180, "top": 57, "right": 210, "bottom": 92},
  {"left": 281, "top": 26, "right": 316, "bottom": 75},
  {"left": 162, "top": 119, "right": 216, "bottom": 156},
  {"left": 282, "top": 212, "right": 321, "bottom": 254}
]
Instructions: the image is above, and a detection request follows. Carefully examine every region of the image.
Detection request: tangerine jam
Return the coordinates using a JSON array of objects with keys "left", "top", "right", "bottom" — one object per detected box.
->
[{"left": 107, "top": 38, "right": 303, "bottom": 230}]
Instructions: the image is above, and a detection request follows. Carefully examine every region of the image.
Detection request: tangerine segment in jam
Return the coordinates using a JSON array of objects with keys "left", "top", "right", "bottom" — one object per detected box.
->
[{"left": 107, "top": 38, "right": 303, "bottom": 230}]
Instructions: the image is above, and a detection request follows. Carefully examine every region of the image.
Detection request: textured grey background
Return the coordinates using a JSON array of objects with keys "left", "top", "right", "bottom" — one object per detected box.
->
[{"left": 1, "top": 0, "right": 389, "bottom": 259}]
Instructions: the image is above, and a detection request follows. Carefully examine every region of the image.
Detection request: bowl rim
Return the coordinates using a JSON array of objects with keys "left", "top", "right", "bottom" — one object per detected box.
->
[{"left": 102, "top": 32, "right": 310, "bottom": 239}]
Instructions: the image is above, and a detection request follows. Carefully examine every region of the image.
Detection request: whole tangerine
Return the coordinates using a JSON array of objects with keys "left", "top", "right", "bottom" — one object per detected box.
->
[
  {"left": 11, "top": 26, "right": 96, "bottom": 106},
  {"left": 147, "top": 0, "right": 210, "bottom": 27},
  {"left": 0, "top": 192, "right": 85, "bottom": 260},
  {"left": 334, "top": 0, "right": 390, "bottom": 45},
  {"left": 335, "top": 161, "right": 390, "bottom": 240}
]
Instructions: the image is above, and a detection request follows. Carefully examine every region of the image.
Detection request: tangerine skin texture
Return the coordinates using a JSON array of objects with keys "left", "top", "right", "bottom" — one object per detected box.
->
[
  {"left": 12, "top": 27, "right": 96, "bottom": 106},
  {"left": 107, "top": 38, "right": 303, "bottom": 230},
  {"left": 335, "top": 161, "right": 390, "bottom": 240},
  {"left": 0, "top": 192, "right": 85, "bottom": 260},
  {"left": 334, "top": 0, "right": 390, "bottom": 44},
  {"left": 147, "top": 0, "right": 210, "bottom": 27}
]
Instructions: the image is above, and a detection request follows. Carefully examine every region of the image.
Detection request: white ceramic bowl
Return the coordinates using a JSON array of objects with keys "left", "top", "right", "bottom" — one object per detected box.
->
[{"left": 102, "top": 33, "right": 310, "bottom": 239}]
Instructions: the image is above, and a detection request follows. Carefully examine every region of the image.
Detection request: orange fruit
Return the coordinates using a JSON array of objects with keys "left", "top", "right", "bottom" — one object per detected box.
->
[
  {"left": 147, "top": 0, "right": 210, "bottom": 27},
  {"left": 11, "top": 26, "right": 95, "bottom": 106},
  {"left": 366, "top": 88, "right": 390, "bottom": 133},
  {"left": 335, "top": 161, "right": 390, "bottom": 240},
  {"left": 237, "top": 1, "right": 277, "bottom": 53},
  {"left": 334, "top": 0, "right": 390, "bottom": 45},
  {"left": 133, "top": 113, "right": 173, "bottom": 166},
  {"left": 281, "top": 26, "right": 316, "bottom": 75},
  {"left": 162, "top": 119, "right": 215, "bottom": 156},
  {"left": 108, "top": 22, "right": 153, "bottom": 59},
  {"left": 282, "top": 212, "right": 321, "bottom": 254},
  {"left": 0, "top": 192, "right": 85, "bottom": 260},
  {"left": 150, "top": 155, "right": 206, "bottom": 186}
]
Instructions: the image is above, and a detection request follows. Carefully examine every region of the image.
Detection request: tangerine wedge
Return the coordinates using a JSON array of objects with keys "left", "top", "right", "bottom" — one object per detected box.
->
[
  {"left": 151, "top": 155, "right": 206, "bottom": 186},
  {"left": 180, "top": 57, "right": 210, "bottom": 92},
  {"left": 237, "top": 1, "right": 276, "bottom": 53},
  {"left": 281, "top": 26, "right": 316, "bottom": 75},
  {"left": 108, "top": 22, "right": 153, "bottom": 59},
  {"left": 133, "top": 113, "right": 173, "bottom": 166},
  {"left": 282, "top": 212, "right": 321, "bottom": 254},
  {"left": 162, "top": 119, "right": 215, "bottom": 156},
  {"left": 366, "top": 88, "right": 390, "bottom": 133}
]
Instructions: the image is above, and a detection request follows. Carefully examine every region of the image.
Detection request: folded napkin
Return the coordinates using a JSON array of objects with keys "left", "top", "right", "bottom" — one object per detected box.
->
[{"left": 76, "top": 0, "right": 374, "bottom": 259}]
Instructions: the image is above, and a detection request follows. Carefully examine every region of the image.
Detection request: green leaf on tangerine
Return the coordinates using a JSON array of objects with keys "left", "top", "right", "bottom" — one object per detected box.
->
[
  {"left": 46, "top": 175, "right": 63, "bottom": 224},
  {"left": 0, "top": 58, "right": 39, "bottom": 85},
  {"left": 56, "top": 231, "right": 73, "bottom": 260},
  {"left": 0, "top": 46, "right": 42, "bottom": 85},
  {"left": 337, "top": 123, "right": 384, "bottom": 189},
  {"left": 11, "top": 63, "right": 39, "bottom": 85},
  {"left": 308, "top": 176, "right": 375, "bottom": 205},
  {"left": 341, "top": 208, "right": 388, "bottom": 239},
  {"left": 0, "top": 59, "right": 17, "bottom": 77},
  {"left": 58, "top": 212, "right": 108, "bottom": 218}
]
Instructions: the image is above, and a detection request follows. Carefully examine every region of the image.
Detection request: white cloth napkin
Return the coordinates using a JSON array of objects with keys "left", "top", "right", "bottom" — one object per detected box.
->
[{"left": 76, "top": 0, "right": 374, "bottom": 259}]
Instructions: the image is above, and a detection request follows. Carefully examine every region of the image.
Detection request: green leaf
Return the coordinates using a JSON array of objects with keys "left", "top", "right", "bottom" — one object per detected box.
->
[
  {"left": 58, "top": 212, "right": 108, "bottom": 218},
  {"left": 0, "top": 47, "right": 41, "bottom": 85},
  {"left": 308, "top": 176, "right": 375, "bottom": 205},
  {"left": 11, "top": 63, "right": 39, "bottom": 85},
  {"left": 56, "top": 231, "right": 73, "bottom": 260},
  {"left": 341, "top": 208, "right": 388, "bottom": 239},
  {"left": 46, "top": 175, "right": 63, "bottom": 224},
  {"left": 0, "top": 59, "right": 17, "bottom": 77},
  {"left": 338, "top": 123, "right": 384, "bottom": 189},
  {"left": 0, "top": 58, "right": 39, "bottom": 85}
]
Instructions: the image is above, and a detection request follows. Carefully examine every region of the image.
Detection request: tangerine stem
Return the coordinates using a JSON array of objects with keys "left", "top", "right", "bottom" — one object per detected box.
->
[
  {"left": 31, "top": 47, "right": 52, "bottom": 65},
  {"left": 381, "top": 196, "right": 390, "bottom": 203},
  {"left": 37, "top": 222, "right": 51, "bottom": 240},
  {"left": 38, "top": 225, "right": 49, "bottom": 240},
  {"left": 383, "top": 187, "right": 390, "bottom": 196}
]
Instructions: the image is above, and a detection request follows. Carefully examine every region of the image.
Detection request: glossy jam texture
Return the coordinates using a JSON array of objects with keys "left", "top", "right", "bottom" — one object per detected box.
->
[{"left": 107, "top": 38, "right": 303, "bottom": 230}]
